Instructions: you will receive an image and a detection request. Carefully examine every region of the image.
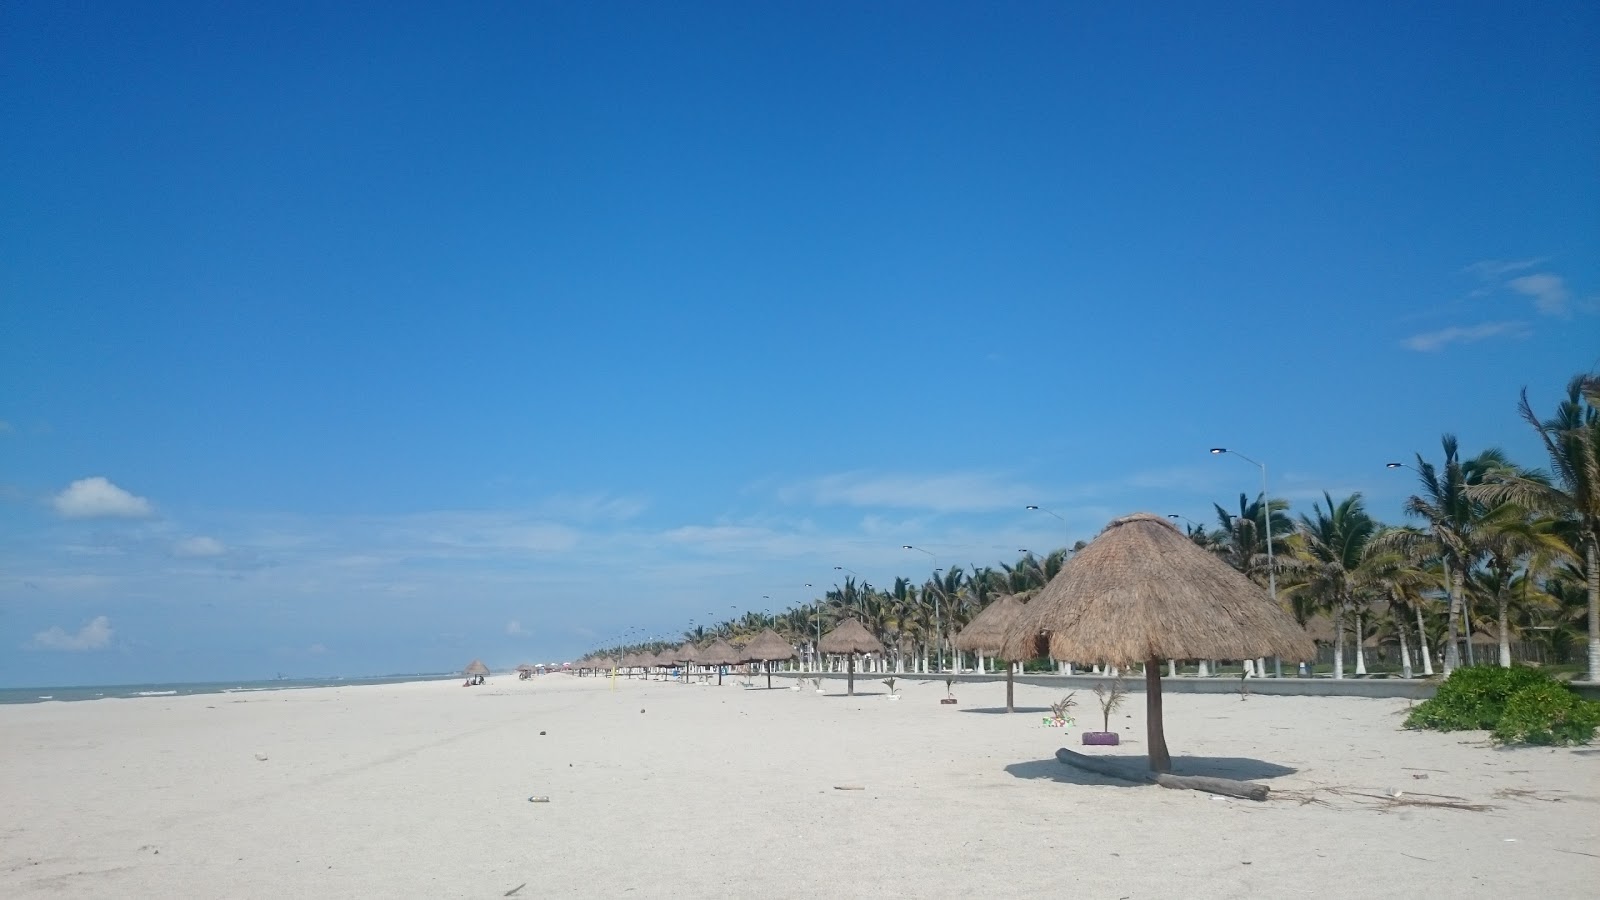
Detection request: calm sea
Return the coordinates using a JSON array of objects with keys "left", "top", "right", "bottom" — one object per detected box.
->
[{"left": 0, "top": 673, "right": 462, "bottom": 705}]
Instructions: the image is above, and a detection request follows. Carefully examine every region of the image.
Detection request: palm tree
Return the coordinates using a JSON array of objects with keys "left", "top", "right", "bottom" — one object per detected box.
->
[
  {"left": 1283, "top": 492, "right": 1382, "bottom": 678},
  {"left": 1470, "top": 502, "right": 1568, "bottom": 666},
  {"left": 1395, "top": 435, "right": 1512, "bottom": 675},
  {"left": 1211, "top": 492, "right": 1293, "bottom": 586},
  {"left": 1370, "top": 552, "right": 1440, "bottom": 677},
  {"left": 1473, "top": 376, "right": 1600, "bottom": 682}
]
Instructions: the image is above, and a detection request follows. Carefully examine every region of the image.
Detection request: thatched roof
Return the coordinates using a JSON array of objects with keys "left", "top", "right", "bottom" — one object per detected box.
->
[
  {"left": 999, "top": 513, "right": 1316, "bottom": 665},
  {"left": 672, "top": 642, "right": 700, "bottom": 663},
  {"left": 1301, "top": 616, "right": 1336, "bottom": 644},
  {"left": 515, "top": 663, "right": 536, "bottom": 672},
  {"left": 953, "top": 595, "right": 1027, "bottom": 656},
  {"left": 698, "top": 638, "right": 740, "bottom": 666},
  {"left": 818, "top": 618, "right": 884, "bottom": 655},
  {"left": 463, "top": 659, "right": 490, "bottom": 676},
  {"left": 740, "top": 629, "right": 796, "bottom": 662}
]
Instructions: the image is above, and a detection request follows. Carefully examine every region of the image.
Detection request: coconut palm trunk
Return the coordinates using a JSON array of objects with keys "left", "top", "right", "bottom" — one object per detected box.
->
[
  {"left": 1333, "top": 603, "right": 1346, "bottom": 679},
  {"left": 1396, "top": 610, "right": 1413, "bottom": 679},
  {"left": 1443, "top": 566, "right": 1463, "bottom": 674},
  {"left": 1498, "top": 595, "right": 1512, "bottom": 668},
  {"left": 1414, "top": 603, "right": 1434, "bottom": 676},
  {"left": 1588, "top": 543, "right": 1599, "bottom": 683},
  {"left": 1353, "top": 610, "right": 1367, "bottom": 675}
]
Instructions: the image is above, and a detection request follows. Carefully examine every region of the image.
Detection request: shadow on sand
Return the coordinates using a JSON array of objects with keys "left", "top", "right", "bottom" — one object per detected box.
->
[
  {"left": 958, "top": 706, "right": 1054, "bottom": 715},
  {"left": 1004, "top": 754, "right": 1297, "bottom": 787}
]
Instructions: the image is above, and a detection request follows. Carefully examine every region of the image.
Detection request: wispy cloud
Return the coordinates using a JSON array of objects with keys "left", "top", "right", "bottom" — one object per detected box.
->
[
  {"left": 1402, "top": 321, "right": 1530, "bottom": 352},
  {"left": 52, "top": 477, "right": 154, "bottom": 519},
  {"left": 534, "top": 493, "right": 648, "bottom": 522},
  {"left": 506, "top": 620, "right": 528, "bottom": 636},
  {"left": 173, "top": 535, "right": 226, "bottom": 558},
  {"left": 778, "top": 471, "right": 1036, "bottom": 512},
  {"left": 29, "top": 616, "right": 114, "bottom": 651},
  {"left": 0, "top": 420, "right": 12, "bottom": 435},
  {"left": 1462, "top": 258, "right": 1545, "bottom": 279},
  {"left": 1505, "top": 273, "right": 1570, "bottom": 316}
]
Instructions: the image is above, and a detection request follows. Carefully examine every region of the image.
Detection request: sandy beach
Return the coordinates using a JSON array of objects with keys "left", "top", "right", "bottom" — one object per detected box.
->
[{"left": 2, "top": 673, "right": 1595, "bottom": 898}]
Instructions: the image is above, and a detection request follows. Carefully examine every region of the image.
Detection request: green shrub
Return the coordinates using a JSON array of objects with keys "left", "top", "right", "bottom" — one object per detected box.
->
[
  {"left": 1404, "top": 665, "right": 1552, "bottom": 732},
  {"left": 1491, "top": 682, "right": 1600, "bottom": 746}
]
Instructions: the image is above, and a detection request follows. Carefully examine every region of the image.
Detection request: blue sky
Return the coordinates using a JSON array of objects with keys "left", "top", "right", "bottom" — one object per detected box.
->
[{"left": 2, "top": 2, "right": 1596, "bottom": 686}]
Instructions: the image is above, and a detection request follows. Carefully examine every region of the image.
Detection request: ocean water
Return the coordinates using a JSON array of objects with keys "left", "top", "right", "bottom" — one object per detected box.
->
[{"left": 0, "top": 673, "right": 461, "bottom": 705}]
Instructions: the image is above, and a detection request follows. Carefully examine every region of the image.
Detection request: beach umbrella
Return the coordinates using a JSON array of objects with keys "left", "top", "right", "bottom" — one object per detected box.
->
[
  {"left": 671, "top": 643, "right": 700, "bottom": 682},
  {"left": 818, "top": 618, "right": 885, "bottom": 696},
  {"left": 463, "top": 659, "right": 490, "bottom": 680},
  {"left": 1000, "top": 512, "right": 1315, "bottom": 773},
  {"left": 698, "top": 638, "right": 740, "bottom": 685},
  {"left": 740, "top": 629, "right": 798, "bottom": 689},
  {"left": 954, "top": 594, "right": 1029, "bottom": 712}
]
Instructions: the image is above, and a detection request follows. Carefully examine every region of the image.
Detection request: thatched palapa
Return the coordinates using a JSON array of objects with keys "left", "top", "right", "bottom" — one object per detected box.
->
[
  {"left": 818, "top": 618, "right": 884, "bottom": 696},
  {"left": 954, "top": 594, "right": 1028, "bottom": 712},
  {"left": 1000, "top": 512, "right": 1314, "bottom": 773},
  {"left": 697, "top": 638, "right": 740, "bottom": 685},
  {"left": 463, "top": 659, "right": 490, "bottom": 677},
  {"left": 740, "top": 629, "right": 796, "bottom": 689}
]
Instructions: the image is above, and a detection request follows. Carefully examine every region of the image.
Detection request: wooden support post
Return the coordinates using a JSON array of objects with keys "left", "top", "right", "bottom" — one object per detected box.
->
[
  {"left": 1146, "top": 657, "right": 1170, "bottom": 773},
  {"left": 847, "top": 654, "right": 855, "bottom": 695},
  {"left": 1005, "top": 662, "right": 1015, "bottom": 713}
]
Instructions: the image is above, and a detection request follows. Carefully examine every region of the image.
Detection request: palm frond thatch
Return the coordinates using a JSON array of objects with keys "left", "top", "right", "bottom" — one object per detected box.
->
[
  {"left": 697, "top": 638, "right": 740, "bottom": 666},
  {"left": 463, "top": 659, "right": 490, "bottom": 677},
  {"left": 818, "top": 618, "right": 885, "bottom": 655},
  {"left": 1000, "top": 512, "right": 1316, "bottom": 665},
  {"left": 953, "top": 594, "right": 1028, "bottom": 656},
  {"left": 740, "top": 629, "right": 797, "bottom": 662}
]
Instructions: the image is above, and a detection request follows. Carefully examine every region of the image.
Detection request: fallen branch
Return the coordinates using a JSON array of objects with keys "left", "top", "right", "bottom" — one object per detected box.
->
[{"left": 1054, "top": 748, "right": 1270, "bottom": 801}]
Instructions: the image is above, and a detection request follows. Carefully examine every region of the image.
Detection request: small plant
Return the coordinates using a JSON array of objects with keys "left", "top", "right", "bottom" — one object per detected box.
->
[
  {"left": 1092, "top": 679, "right": 1128, "bottom": 732},
  {"left": 944, "top": 675, "right": 956, "bottom": 698},
  {"left": 882, "top": 677, "right": 898, "bottom": 696},
  {"left": 1050, "top": 692, "right": 1078, "bottom": 722}
]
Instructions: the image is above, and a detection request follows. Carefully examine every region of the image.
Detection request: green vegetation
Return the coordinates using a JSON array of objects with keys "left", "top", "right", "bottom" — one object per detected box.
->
[
  {"left": 1492, "top": 681, "right": 1600, "bottom": 745},
  {"left": 1406, "top": 665, "right": 1600, "bottom": 745}
]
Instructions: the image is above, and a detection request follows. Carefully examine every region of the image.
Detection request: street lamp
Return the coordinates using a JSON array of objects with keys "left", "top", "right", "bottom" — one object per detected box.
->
[
  {"left": 1024, "top": 504, "right": 1066, "bottom": 523},
  {"left": 902, "top": 545, "right": 946, "bottom": 672},
  {"left": 1210, "top": 447, "right": 1280, "bottom": 677}
]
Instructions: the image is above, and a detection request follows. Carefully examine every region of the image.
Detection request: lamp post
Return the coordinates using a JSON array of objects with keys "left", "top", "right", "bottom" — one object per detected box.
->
[
  {"left": 805, "top": 583, "right": 820, "bottom": 673},
  {"left": 1211, "top": 448, "right": 1281, "bottom": 678},
  {"left": 902, "top": 545, "right": 944, "bottom": 673}
]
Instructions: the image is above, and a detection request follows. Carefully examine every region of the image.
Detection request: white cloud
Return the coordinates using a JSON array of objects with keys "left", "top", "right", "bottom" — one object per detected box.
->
[
  {"left": 173, "top": 536, "right": 226, "bottom": 558},
  {"left": 52, "top": 477, "right": 154, "bottom": 519},
  {"left": 29, "top": 615, "right": 113, "bottom": 651},
  {"left": 506, "top": 620, "right": 528, "bottom": 636},
  {"left": 1402, "top": 321, "right": 1530, "bottom": 352},
  {"left": 535, "top": 493, "right": 648, "bottom": 522},
  {"left": 1463, "top": 258, "right": 1545, "bottom": 279},
  {"left": 307, "top": 643, "right": 328, "bottom": 655},
  {"left": 1506, "top": 273, "right": 1570, "bottom": 316},
  {"left": 778, "top": 471, "right": 1036, "bottom": 512}
]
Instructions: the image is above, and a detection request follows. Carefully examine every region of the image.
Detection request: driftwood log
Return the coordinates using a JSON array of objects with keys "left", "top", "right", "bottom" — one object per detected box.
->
[{"left": 1055, "top": 748, "right": 1271, "bottom": 802}]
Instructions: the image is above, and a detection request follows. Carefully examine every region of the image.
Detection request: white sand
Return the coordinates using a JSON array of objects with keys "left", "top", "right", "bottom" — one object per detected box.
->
[{"left": 2, "top": 673, "right": 1596, "bottom": 898}]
